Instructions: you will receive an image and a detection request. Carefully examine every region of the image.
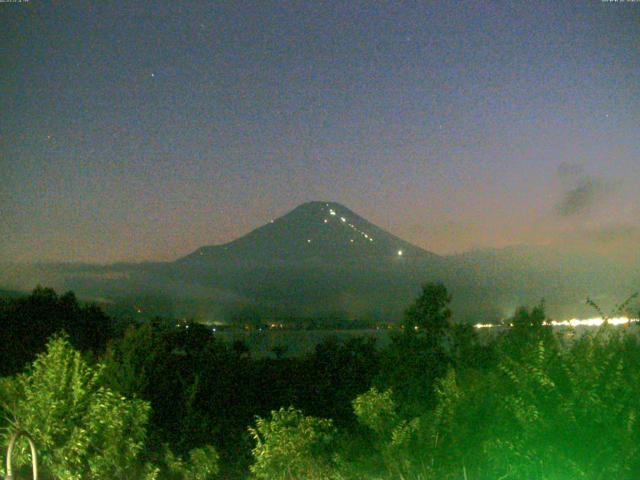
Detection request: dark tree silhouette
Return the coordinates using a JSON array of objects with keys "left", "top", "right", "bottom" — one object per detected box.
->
[
  {"left": 403, "top": 282, "right": 452, "bottom": 340},
  {"left": 376, "top": 282, "right": 454, "bottom": 417},
  {"left": 0, "top": 287, "right": 114, "bottom": 375}
]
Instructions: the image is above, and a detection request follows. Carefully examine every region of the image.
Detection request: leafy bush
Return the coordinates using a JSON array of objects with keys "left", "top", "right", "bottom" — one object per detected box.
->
[
  {"left": 248, "top": 406, "right": 339, "bottom": 480},
  {"left": 163, "top": 444, "right": 220, "bottom": 480},
  {"left": 0, "top": 336, "right": 157, "bottom": 479}
]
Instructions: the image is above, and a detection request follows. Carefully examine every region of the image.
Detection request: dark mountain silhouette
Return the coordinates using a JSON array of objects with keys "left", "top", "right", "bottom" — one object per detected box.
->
[
  {"left": 1, "top": 203, "right": 637, "bottom": 324},
  {"left": 167, "top": 202, "right": 445, "bottom": 320},
  {"left": 179, "top": 201, "right": 437, "bottom": 264}
]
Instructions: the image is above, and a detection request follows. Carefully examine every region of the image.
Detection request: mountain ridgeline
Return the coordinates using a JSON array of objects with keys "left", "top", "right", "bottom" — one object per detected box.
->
[
  {"left": 1, "top": 202, "right": 637, "bottom": 324},
  {"left": 179, "top": 202, "right": 436, "bottom": 264},
  {"left": 169, "top": 202, "right": 445, "bottom": 321}
]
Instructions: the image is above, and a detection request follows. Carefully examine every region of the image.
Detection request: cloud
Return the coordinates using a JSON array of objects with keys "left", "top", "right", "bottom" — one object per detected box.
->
[
  {"left": 554, "top": 164, "right": 614, "bottom": 218},
  {"left": 555, "top": 222, "right": 640, "bottom": 261},
  {"left": 589, "top": 224, "right": 640, "bottom": 245},
  {"left": 557, "top": 162, "right": 584, "bottom": 178},
  {"left": 556, "top": 176, "right": 605, "bottom": 217}
]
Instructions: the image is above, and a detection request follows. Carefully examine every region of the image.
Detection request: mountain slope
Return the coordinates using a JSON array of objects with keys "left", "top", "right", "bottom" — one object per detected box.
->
[
  {"left": 179, "top": 201, "right": 437, "bottom": 264},
  {"left": 3, "top": 203, "right": 636, "bottom": 324}
]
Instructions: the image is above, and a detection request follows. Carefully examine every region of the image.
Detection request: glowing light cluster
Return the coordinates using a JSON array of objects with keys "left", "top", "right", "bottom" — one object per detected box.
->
[
  {"left": 474, "top": 317, "right": 637, "bottom": 329},
  {"left": 320, "top": 206, "right": 375, "bottom": 244},
  {"left": 548, "top": 317, "right": 636, "bottom": 327}
]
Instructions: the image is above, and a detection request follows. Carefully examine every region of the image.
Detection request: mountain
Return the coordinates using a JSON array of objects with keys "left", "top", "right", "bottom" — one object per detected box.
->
[
  {"left": 449, "top": 245, "right": 639, "bottom": 320},
  {"left": 0, "top": 203, "right": 446, "bottom": 322},
  {"left": 0, "top": 288, "right": 26, "bottom": 299},
  {"left": 179, "top": 201, "right": 437, "bottom": 264},
  {"left": 1, "top": 203, "right": 637, "bottom": 324},
  {"left": 168, "top": 202, "right": 444, "bottom": 320}
]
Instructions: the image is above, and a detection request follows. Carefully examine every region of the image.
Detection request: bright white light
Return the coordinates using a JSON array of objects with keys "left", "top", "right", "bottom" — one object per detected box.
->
[
  {"left": 341, "top": 217, "right": 346, "bottom": 222},
  {"left": 324, "top": 219, "right": 328, "bottom": 223},
  {"left": 473, "top": 317, "right": 637, "bottom": 329},
  {"left": 329, "top": 209, "right": 336, "bottom": 216},
  {"left": 350, "top": 239, "right": 354, "bottom": 243},
  {"left": 363, "top": 234, "right": 369, "bottom": 239},
  {"left": 307, "top": 239, "right": 312, "bottom": 243},
  {"left": 369, "top": 238, "right": 373, "bottom": 242},
  {"left": 397, "top": 250, "right": 403, "bottom": 256},
  {"left": 549, "top": 317, "right": 635, "bottom": 327}
]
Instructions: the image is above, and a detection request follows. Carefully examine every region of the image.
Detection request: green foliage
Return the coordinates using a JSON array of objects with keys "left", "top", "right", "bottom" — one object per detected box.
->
[
  {"left": 500, "top": 302, "right": 555, "bottom": 363},
  {"left": 403, "top": 282, "right": 452, "bottom": 339},
  {"left": 102, "top": 319, "right": 380, "bottom": 478},
  {"left": 357, "top": 298, "right": 640, "bottom": 480},
  {"left": 0, "top": 336, "right": 156, "bottom": 479},
  {"left": 101, "top": 321, "right": 224, "bottom": 452},
  {"left": 587, "top": 292, "right": 638, "bottom": 324},
  {"left": 9, "top": 285, "right": 640, "bottom": 480},
  {"left": 163, "top": 445, "right": 220, "bottom": 480},
  {"left": 248, "top": 406, "right": 338, "bottom": 480},
  {"left": 351, "top": 372, "right": 472, "bottom": 479},
  {"left": 0, "top": 287, "right": 115, "bottom": 376},
  {"left": 187, "top": 446, "right": 220, "bottom": 480},
  {"left": 101, "top": 321, "right": 171, "bottom": 399},
  {"left": 377, "top": 283, "right": 454, "bottom": 417},
  {"left": 304, "top": 336, "right": 380, "bottom": 425},
  {"left": 463, "top": 330, "right": 640, "bottom": 479},
  {"left": 352, "top": 387, "right": 423, "bottom": 478},
  {"left": 352, "top": 387, "right": 398, "bottom": 437},
  {"left": 511, "top": 302, "right": 546, "bottom": 331}
]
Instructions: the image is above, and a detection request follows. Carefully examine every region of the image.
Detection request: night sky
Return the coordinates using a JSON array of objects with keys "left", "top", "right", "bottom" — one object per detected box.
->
[{"left": 2, "top": 1, "right": 639, "bottom": 263}]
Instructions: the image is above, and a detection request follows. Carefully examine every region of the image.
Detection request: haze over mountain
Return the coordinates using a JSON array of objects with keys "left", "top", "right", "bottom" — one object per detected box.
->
[{"left": 1, "top": 202, "right": 637, "bottom": 324}]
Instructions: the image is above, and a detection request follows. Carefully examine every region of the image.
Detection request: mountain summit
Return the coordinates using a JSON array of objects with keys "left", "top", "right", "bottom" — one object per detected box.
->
[{"left": 180, "top": 201, "right": 436, "bottom": 263}]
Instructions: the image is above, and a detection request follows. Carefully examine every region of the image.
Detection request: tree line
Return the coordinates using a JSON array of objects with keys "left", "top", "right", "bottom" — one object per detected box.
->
[{"left": 1, "top": 285, "right": 640, "bottom": 479}]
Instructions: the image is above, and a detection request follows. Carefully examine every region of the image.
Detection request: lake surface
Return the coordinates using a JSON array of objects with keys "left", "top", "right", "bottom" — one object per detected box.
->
[
  {"left": 213, "top": 329, "right": 391, "bottom": 358},
  {"left": 211, "top": 318, "right": 639, "bottom": 358}
]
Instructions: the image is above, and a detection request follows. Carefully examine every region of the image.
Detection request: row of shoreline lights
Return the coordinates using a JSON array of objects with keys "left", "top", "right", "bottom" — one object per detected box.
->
[{"left": 474, "top": 317, "right": 638, "bottom": 329}]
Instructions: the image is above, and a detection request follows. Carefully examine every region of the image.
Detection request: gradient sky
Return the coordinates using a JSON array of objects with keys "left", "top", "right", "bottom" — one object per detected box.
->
[{"left": 1, "top": 1, "right": 639, "bottom": 263}]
